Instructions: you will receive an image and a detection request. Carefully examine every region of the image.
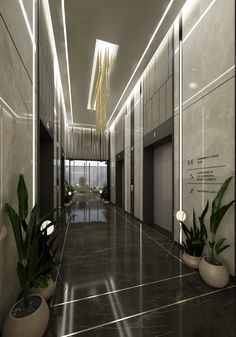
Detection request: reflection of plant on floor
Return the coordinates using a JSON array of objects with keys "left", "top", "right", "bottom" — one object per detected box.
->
[
  {"left": 64, "top": 181, "right": 75, "bottom": 204},
  {"left": 101, "top": 185, "right": 108, "bottom": 201}
]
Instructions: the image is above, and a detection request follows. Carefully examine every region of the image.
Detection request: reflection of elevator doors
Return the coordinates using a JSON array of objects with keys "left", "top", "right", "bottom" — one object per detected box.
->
[
  {"left": 154, "top": 142, "right": 172, "bottom": 233},
  {"left": 116, "top": 159, "right": 124, "bottom": 209}
]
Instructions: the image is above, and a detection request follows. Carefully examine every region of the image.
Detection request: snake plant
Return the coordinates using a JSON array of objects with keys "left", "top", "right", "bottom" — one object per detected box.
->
[{"left": 5, "top": 175, "right": 58, "bottom": 308}]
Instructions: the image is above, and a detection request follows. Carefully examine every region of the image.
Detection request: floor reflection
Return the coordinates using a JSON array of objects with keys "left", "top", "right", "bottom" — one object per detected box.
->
[
  {"left": 44, "top": 202, "right": 236, "bottom": 337},
  {"left": 66, "top": 198, "right": 108, "bottom": 223}
]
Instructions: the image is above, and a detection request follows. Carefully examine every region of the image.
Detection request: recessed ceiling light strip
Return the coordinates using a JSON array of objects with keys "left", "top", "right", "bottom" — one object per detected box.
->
[
  {"left": 42, "top": 0, "right": 67, "bottom": 124},
  {"left": 107, "top": 0, "right": 175, "bottom": 128},
  {"left": 61, "top": 0, "right": 73, "bottom": 123}
]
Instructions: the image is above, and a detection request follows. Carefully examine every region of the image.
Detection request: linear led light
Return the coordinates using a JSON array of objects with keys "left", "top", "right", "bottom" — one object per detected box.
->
[
  {"left": 42, "top": 0, "right": 67, "bottom": 125},
  {"left": 19, "top": 0, "right": 36, "bottom": 50},
  {"left": 87, "top": 39, "right": 119, "bottom": 110},
  {"left": 32, "top": 0, "right": 36, "bottom": 205},
  {"left": 68, "top": 124, "right": 96, "bottom": 130},
  {"left": 174, "top": 0, "right": 217, "bottom": 54},
  {"left": 107, "top": 0, "right": 175, "bottom": 128},
  {"left": 174, "top": 64, "right": 235, "bottom": 112},
  {"left": 61, "top": 0, "right": 73, "bottom": 123},
  {"left": 0, "top": 97, "right": 32, "bottom": 120}
]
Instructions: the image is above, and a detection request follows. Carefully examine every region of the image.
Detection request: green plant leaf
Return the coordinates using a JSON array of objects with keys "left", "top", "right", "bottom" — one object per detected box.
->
[
  {"left": 181, "top": 222, "right": 191, "bottom": 238},
  {"left": 24, "top": 203, "right": 39, "bottom": 259},
  {"left": 214, "top": 238, "right": 230, "bottom": 256},
  {"left": 5, "top": 203, "right": 24, "bottom": 262},
  {"left": 17, "top": 174, "right": 28, "bottom": 220},
  {"left": 17, "top": 262, "right": 27, "bottom": 290},
  {"left": 35, "top": 274, "right": 48, "bottom": 288},
  {"left": 199, "top": 200, "right": 209, "bottom": 240},
  {"left": 212, "top": 176, "right": 232, "bottom": 213},
  {"left": 210, "top": 200, "right": 235, "bottom": 235}
]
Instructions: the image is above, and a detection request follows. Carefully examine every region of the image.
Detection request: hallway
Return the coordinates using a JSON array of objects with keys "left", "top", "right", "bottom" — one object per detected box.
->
[{"left": 45, "top": 202, "right": 236, "bottom": 337}]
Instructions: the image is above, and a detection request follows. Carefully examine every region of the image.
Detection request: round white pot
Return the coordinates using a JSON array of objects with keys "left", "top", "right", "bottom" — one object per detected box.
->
[
  {"left": 182, "top": 251, "right": 202, "bottom": 269},
  {"left": 199, "top": 256, "right": 230, "bottom": 288},
  {"left": 30, "top": 276, "right": 55, "bottom": 300},
  {"left": 2, "top": 294, "right": 49, "bottom": 337}
]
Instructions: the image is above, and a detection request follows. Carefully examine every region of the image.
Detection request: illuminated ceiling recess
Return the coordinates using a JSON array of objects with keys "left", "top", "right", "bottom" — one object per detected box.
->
[{"left": 87, "top": 39, "right": 119, "bottom": 133}]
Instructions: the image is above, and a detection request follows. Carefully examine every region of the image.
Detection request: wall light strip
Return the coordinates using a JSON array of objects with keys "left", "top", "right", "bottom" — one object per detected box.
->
[
  {"left": 32, "top": 0, "right": 36, "bottom": 205},
  {"left": 174, "top": 65, "right": 235, "bottom": 112},
  {"left": 61, "top": 0, "right": 73, "bottom": 123},
  {"left": 107, "top": 0, "right": 175, "bottom": 128},
  {"left": 174, "top": 0, "right": 217, "bottom": 54},
  {"left": 0, "top": 97, "right": 31, "bottom": 120},
  {"left": 19, "top": 0, "right": 35, "bottom": 50},
  {"left": 179, "top": 39, "right": 183, "bottom": 245},
  {"left": 42, "top": 0, "right": 67, "bottom": 124}
]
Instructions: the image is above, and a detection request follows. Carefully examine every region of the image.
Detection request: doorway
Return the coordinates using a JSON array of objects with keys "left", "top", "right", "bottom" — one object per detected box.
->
[
  {"left": 116, "top": 159, "right": 124, "bottom": 209},
  {"left": 153, "top": 141, "right": 172, "bottom": 234},
  {"left": 39, "top": 121, "right": 54, "bottom": 218}
]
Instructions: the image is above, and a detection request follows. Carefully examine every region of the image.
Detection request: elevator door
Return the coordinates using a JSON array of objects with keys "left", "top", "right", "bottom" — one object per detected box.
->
[{"left": 154, "top": 142, "right": 172, "bottom": 233}]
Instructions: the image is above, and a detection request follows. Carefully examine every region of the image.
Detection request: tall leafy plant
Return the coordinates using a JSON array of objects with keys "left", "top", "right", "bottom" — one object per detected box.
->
[
  {"left": 5, "top": 175, "right": 58, "bottom": 308},
  {"left": 206, "top": 176, "right": 235, "bottom": 265},
  {"left": 181, "top": 201, "right": 208, "bottom": 257}
]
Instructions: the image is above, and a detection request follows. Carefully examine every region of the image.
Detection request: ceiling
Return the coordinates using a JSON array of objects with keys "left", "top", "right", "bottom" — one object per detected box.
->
[{"left": 49, "top": 0, "right": 178, "bottom": 127}]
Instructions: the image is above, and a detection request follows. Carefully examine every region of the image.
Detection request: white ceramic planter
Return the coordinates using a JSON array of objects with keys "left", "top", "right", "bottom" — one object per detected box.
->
[
  {"left": 30, "top": 276, "right": 55, "bottom": 300},
  {"left": 199, "top": 256, "right": 230, "bottom": 288},
  {"left": 2, "top": 295, "right": 49, "bottom": 337},
  {"left": 182, "top": 251, "right": 202, "bottom": 269}
]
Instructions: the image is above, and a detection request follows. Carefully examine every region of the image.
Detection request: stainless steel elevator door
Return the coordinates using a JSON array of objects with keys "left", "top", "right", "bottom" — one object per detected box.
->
[{"left": 154, "top": 141, "right": 172, "bottom": 233}]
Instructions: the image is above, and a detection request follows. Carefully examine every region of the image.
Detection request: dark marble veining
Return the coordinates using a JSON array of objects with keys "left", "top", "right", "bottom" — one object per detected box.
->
[{"left": 44, "top": 202, "right": 236, "bottom": 337}]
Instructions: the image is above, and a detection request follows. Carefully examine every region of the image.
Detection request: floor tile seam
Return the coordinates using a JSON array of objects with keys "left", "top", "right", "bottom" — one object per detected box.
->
[
  {"left": 50, "top": 219, "right": 70, "bottom": 307},
  {"left": 59, "top": 285, "right": 236, "bottom": 337},
  {"left": 111, "top": 205, "right": 184, "bottom": 264},
  {"left": 51, "top": 271, "right": 196, "bottom": 307},
  {"left": 109, "top": 205, "right": 173, "bottom": 243}
]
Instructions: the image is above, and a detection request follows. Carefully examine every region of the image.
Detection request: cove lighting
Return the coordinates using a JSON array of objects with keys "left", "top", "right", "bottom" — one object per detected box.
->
[
  {"left": 42, "top": 0, "right": 67, "bottom": 124},
  {"left": 174, "top": 0, "right": 217, "bottom": 54},
  {"left": 19, "top": 0, "right": 35, "bottom": 48},
  {"left": 106, "top": 0, "right": 175, "bottom": 128},
  {"left": 61, "top": 0, "right": 73, "bottom": 123}
]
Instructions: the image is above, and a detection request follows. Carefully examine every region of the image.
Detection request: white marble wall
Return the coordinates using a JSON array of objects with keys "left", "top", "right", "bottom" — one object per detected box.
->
[
  {"left": 115, "top": 111, "right": 124, "bottom": 155},
  {"left": 0, "top": 0, "right": 36, "bottom": 328},
  {"left": 174, "top": 0, "right": 235, "bottom": 274},
  {"left": 143, "top": 29, "right": 173, "bottom": 135},
  {"left": 108, "top": 0, "right": 235, "bottom": 275}
]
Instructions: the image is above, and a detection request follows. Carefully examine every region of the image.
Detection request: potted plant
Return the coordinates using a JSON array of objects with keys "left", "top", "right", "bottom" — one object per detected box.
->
[
  {"left": 30, "top": 218, "right": 58, "bottom": 300},
  {"left": 101, "top": 185, "right": 109, "bottom": 203},
  {"left": 199, "top": 176, "right": 235, "bottom": 288},
  {"left": 181, "top": 202, "right": 208, "bottom": 269},
  {"left": 2, "top": 175, "right": 58, "bottom": 337},
  {"left": 64, "top": 181, "right": 75, "bottom": 207}
]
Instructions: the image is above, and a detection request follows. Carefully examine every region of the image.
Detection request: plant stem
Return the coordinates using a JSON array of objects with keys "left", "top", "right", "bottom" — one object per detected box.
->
[
  {"left": 23, "top": 286, "right": 29, "bottom": 308},
  {"left": 210, "top": 235, "right": 215, "bottom": 264}
]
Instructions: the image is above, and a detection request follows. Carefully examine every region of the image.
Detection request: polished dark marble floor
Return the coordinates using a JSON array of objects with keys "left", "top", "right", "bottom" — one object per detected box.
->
[{"left": 44, "top": 201, "right": 236, "bottom": 337}]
